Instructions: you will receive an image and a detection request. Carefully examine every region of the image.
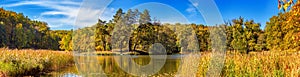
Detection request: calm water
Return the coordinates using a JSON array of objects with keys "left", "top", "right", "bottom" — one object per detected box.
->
[{"left": 48, "top": 55, "right": 185, "bottom": 77}]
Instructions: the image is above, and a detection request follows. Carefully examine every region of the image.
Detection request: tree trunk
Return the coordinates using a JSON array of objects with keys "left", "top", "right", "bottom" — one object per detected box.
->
[
  {"left": 129, "top": 39, "right": 132, "bottom": 51},
  {"left": 133, "top": 43, "right": 137, "bottom": 51}
]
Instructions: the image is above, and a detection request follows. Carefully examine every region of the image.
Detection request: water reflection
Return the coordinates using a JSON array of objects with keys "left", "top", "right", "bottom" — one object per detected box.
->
[{"left": 52, "top": 55, "right": 183, "bottom": 77}]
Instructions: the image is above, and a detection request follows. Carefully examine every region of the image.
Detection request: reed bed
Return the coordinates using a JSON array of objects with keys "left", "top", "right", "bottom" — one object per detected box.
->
[
  {"left": 1, "top": 48, "right": 299, "bottom": 77},
  {"left": 196, "top": 50, "right": 300, "bottom": 77},
  {"left": 0, "top": 48, "right": 74, "bottom": 76}
]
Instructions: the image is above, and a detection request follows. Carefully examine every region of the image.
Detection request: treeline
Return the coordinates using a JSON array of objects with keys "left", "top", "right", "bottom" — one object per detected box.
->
[
  {"left": 68, "top": 7, "right": 299, "bottom": 54},
  {"left": 1, "top": 1, "right": 299, "bottom": 53},
  {"left": 88, "top": 7, "right": 299, "bottom": 53},
  {"left": 0, "top": 8, "right": 71, "bottom": 50}
]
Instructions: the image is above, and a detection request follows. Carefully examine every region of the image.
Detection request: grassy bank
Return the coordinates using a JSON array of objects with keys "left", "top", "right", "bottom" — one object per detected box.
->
[
  {"left": 0, "top": 49, "right": 74, "bottom": 76},
  {"left": 196, "top": 50, "right": 300, "bottom": 77}
]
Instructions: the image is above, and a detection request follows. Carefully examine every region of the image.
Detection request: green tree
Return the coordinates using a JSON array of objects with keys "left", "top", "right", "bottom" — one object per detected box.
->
[
  {"left": 192, "top": 24, "right": 210, "bottom": 51},
  {"left": 265, "top": 13, "right": 286, "bottom": 50},
  {"left": 256, "top": 32, "right": 266, "bottom": 51},
  {"left": 59, "top": 31, "right": 73, "bottom": 51},
  {"left": 0, "top": 23, "right": 7, "bottom": 47},
  {"left": 244, "top": 20, "right": 261, "bottom": 51},
  {"left": 139, "top": 9, "right": 151, "bottom": 24},
  {"left": 95, "top": 19, "right": 110, "bottom": 51},
  {"left": 231, "top": 17, "right": 247, "bottom": 53},
  {"left": 14, "top": 23, "right": 29, "bottom": 48},
  {"left": 113, "top": 8, "right": 124, "bottom": 23},
  {"left": 70, "top": 27, "right": 95, "bottom": 53},
  {"left": 0, "top": 8, "right": 63, "bottom": 50},
  {"left": 225, "top": 24, "right": 234, "bottom": 51}
]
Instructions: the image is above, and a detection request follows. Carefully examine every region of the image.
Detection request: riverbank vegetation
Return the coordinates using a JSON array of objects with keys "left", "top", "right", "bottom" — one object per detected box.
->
[
  {"left": 185, "top": 50, "right": 300, "bottom": 77},
  {"left": 197, "top": 50, "right": 300, "bottom": 76},
  {"left": 0, "top": 48, "right": 74, "bottom": 76}
]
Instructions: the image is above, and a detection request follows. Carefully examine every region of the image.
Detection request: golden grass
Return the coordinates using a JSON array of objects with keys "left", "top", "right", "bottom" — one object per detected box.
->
[
  {"left": 196, "top": 50, "right": 300, "bottom": 77},
  {"left": 74, "top": 51, "right": 300, "bottom": 77},
  {"left": 0, "top": 48, "right": 74, "bottom": 76},
  {"left": 1, "top": 48, "right": 299, "bottom": 76}
]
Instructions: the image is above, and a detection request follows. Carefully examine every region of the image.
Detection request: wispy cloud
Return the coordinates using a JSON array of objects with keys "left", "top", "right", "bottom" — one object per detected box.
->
[
  {"left": 3, "top": 0, "right": 115, "bottom": 29},
  {"left": 186, "top": 4, "right": 197, "bottom": 17},
  {"left": 3, "top": 1, "right": 80, "bottom": 29},
  {"left": 192, "top": 2, "right": 199, "bottom": 7}
]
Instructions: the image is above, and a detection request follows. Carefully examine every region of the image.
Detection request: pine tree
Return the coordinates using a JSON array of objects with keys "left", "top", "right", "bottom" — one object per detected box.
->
[
  {"left": 113, "top": 8, "right": 124, "bottom": 23},
  {"left": 139, "top": 9, "right": 151, "bottom": 24}
]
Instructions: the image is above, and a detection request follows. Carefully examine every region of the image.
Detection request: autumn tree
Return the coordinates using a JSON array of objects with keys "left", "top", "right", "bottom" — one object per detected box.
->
[
  {"left": 192, "top": 24, "right": 210, "bottom": 51},
  {"left": 73, "top": 27, "right": 95, "bottom": 52},
  {"left": 230, "top": 17, "right": 247, "bottom": 53},
  {"left": 225, "top": 24, "right": 234, "bottom": 51},
  {"left": 282, "top": 0, "right": 300, "bottom": 50},
  {"left": 278, "top": 0, "right": 295, "bottom": 12},
  {"left": 265, "top": 0, "right": 300, "bottom": 50},
  {"left": 229, "top": 17, "right": 263, "bottom": 53},
  {"left": 95, "top": 19, "right": 111, "bottom": 51},
  {"left": 265, "top": 14, "right": 284, "bottom": 50},
  {"left": 244, "top": 20, "right": 262, "bottom": 51}
]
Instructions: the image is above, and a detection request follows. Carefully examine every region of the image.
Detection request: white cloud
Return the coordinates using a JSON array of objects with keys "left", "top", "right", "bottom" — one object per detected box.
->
[
  {"left": 192, "top": 2, "right": 199, "bottom": 7},
  {"left": 3, "top": 0, "right": 114, "bottom": 29},
  {"left": 74, "top": 7, "right": 115, "bottom": 28},
  {"left": 186, "top": 7, "right": 196, "bottom": 13},
  {"left": 186, "top": 4, "right": 197, "bottom": 17},
  {"left": 74, "top": 0, "right": 114, "bottom": 28},
  {"left": 3, "top": 1, "right": 81, "bottom": 29}
]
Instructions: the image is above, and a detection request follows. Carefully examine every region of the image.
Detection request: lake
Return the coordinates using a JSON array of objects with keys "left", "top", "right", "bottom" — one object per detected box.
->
[{"left": 47, "top": 55, "right": 187, "bottom": 77}]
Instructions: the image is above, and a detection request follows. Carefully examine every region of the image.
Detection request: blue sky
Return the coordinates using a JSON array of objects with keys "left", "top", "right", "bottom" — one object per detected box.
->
[{"left": 1, "top": 0, "right": 280, "bottom": 30}]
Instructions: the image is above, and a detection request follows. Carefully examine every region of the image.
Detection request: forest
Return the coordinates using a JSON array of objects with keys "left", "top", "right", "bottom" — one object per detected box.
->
[{"left": 0, "top": 0, "right": 300, "bottom": 54}]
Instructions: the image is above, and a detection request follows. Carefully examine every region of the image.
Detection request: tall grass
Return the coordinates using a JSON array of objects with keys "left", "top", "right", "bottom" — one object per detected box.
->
[
  {"left": 197, "top": 50, "right": 300, "bottom": 77},
  {"left": 67, "top": 50, "right": 300, "bottom": 77},
  {"left": 0, "top": 48, "right": 74, "bottom": 76},
  {"left": 1, "top": 48, "right": 299, "bottom": 76}
]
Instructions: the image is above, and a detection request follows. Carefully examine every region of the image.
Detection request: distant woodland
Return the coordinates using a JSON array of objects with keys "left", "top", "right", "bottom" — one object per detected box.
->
[{"left": 0, "top": 1, "right": 299, "bottom": 54}]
